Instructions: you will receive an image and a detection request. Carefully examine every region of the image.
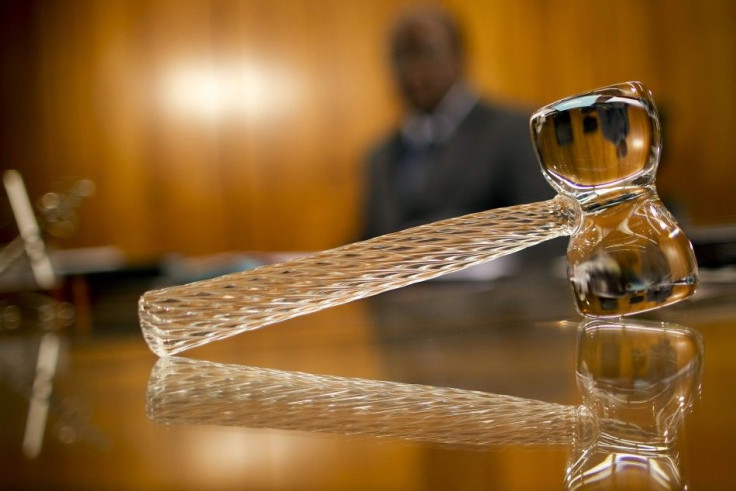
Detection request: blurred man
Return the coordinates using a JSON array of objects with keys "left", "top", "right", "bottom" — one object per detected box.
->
[{"left": 362, "top": 7, "right": 553, "bottom": 239}]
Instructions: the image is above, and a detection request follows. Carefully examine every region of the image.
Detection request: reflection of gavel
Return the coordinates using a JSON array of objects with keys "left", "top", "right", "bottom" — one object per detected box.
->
[
  {"left": 147, "top": 319, "right": 703, "bottom": 489},
  {"left": 139, "top": 82, "right": 698, "bottom": 357},
  {"left": 568, "top": 319, "right": 702, "bottom": 489}
]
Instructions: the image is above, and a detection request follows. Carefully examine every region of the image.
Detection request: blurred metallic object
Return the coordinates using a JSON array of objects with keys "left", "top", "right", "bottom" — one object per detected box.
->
[
  {"left": 1, "top": 170, "right": 95, "bottom": 457},
  {"left": 1, "top": 170, "right": 95, "bottom": 290},
  {"left": 139, "top": 82, "right": 698, "bottom": 357},
  {"left": 2, "top": 170, "right": 56, "bottom": 289}
]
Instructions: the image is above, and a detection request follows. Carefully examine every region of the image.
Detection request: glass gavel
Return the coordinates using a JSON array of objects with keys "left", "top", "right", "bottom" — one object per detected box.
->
[{"left": 139, "top": 82, "right": 698, "bottom": 357}]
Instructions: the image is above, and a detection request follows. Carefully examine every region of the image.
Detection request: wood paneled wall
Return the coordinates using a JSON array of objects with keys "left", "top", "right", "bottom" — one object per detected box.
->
[{"left": 1, "top": 0, "right": 735, "bottom": 259}]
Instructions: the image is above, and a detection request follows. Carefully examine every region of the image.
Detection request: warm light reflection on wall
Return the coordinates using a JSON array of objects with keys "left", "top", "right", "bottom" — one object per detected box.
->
[{"left": 160, "top": 60, "right": 299, "bottom": 122}]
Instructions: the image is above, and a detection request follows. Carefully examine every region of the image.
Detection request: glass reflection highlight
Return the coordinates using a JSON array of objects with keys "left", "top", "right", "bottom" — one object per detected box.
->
[{"left": 146, "top": 319, "right": 702, "bottom": 490}]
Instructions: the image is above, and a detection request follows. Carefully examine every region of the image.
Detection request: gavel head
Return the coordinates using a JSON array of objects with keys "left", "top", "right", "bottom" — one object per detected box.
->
[{"left": 531, "top": 82, "right": 698, "bottom": 317}]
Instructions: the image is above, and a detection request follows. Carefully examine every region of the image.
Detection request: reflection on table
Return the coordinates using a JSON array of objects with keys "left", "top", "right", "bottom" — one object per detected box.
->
[
  {"left": 147, "top": 319, "right": 702, "bottom": 490},
  {"left": 1, "top": 266, "right": 735, "bottom": 489}
]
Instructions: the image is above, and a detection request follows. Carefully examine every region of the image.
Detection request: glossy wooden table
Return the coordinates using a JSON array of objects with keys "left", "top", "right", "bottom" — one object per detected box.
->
[{"left": 1, "top": 266, "right": 735, "bottom": 490}]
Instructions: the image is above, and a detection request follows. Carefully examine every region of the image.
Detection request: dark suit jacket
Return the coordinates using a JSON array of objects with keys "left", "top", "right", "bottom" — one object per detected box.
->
[{"left": 363, "top": 100, "right": 555, "bottom": 239}]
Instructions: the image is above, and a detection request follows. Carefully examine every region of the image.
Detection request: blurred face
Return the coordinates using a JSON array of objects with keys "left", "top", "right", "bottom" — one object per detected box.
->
[{"left": 391, "top": 16, "right": 462, "bottom": 113}]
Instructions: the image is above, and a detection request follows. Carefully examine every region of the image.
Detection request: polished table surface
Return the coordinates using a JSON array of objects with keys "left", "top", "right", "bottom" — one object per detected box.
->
[{"left": 2, "top": 265, "right": 736, "bottom": 490}]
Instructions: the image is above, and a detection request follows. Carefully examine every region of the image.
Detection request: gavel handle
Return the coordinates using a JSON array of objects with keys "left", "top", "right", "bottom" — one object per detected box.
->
[{"left": 139, "top": 195, "right": 580, "bottom": 356}]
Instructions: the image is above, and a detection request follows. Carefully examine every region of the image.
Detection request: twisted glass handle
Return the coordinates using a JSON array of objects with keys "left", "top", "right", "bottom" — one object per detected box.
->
[{"left": 140, "top": 195, "right": 580, "bottom": 356}]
